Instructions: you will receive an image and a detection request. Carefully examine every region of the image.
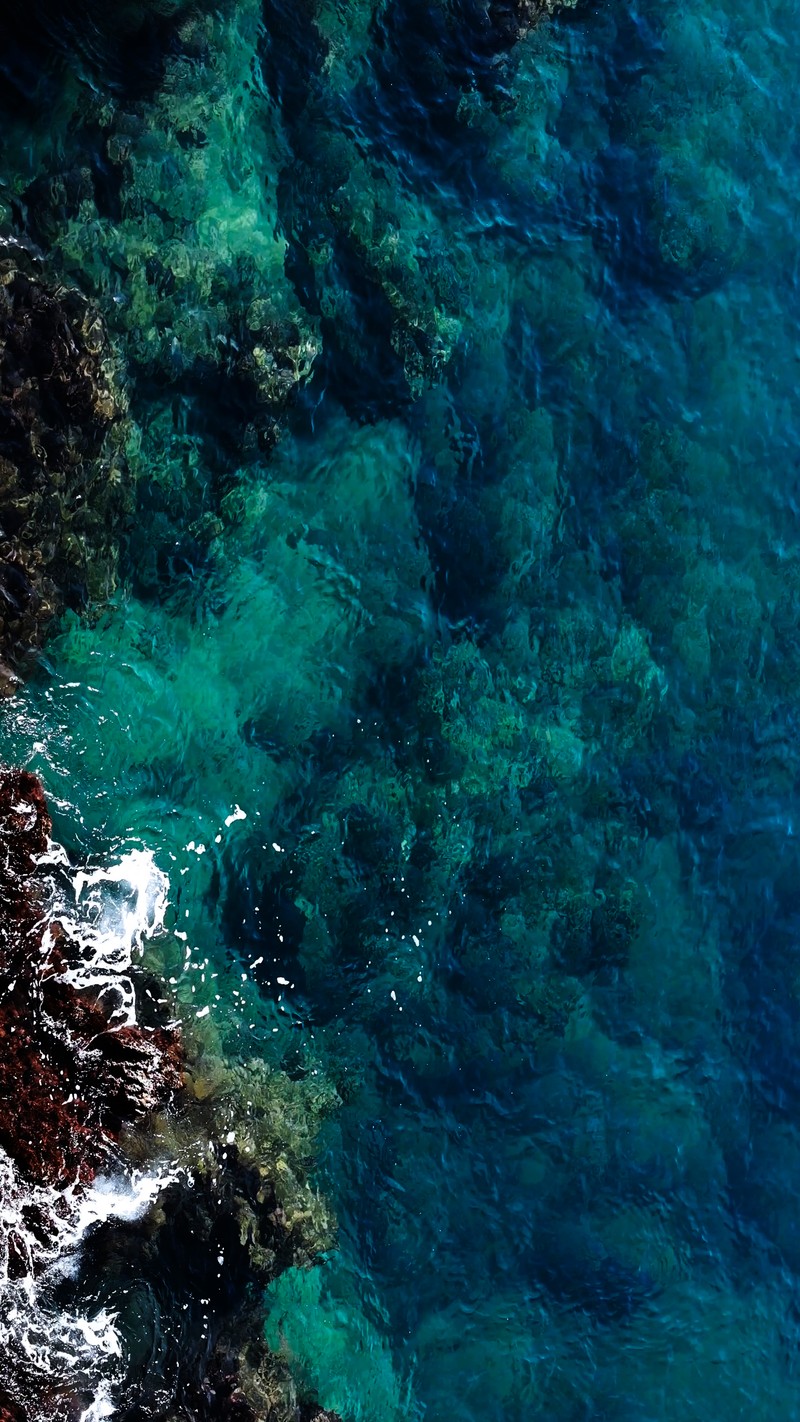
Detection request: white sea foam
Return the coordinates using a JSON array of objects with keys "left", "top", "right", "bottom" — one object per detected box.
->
[
  {"left": 46, "top": 847, "right": 170, "bottom": 1026},
  {"left": 0, "top": 1147, "right": 175, "bottom": 1412}
]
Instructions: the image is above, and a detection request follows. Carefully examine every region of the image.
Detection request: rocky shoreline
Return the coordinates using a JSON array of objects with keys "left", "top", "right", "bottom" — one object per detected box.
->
[
  {"left": 0, "top": 768, "right": 340, "bottom": 1420},
  {"left": 0, "top": 765, "right": 180, "bottom": 1418}
]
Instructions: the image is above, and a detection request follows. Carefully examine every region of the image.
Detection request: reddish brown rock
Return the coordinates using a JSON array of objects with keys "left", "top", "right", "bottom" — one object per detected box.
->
[
  {"left": 0, "top": 767, "right": 185, "bottom": 1418},
  {"left": 0, "top": 767, "right": 183, "bottom": 1189},
  {"left": 0, "top": 1397, "right": 26, "bottom": 1422}
]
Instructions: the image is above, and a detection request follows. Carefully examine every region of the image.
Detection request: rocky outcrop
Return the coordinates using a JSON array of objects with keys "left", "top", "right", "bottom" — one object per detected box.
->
[
  {"left": 100, "top": 1140, "right": 340, "bottom": 1419},
  {"left": 0, "top": 257, "right": 131, "bottom": 670},
  {"left": 0, "top": 767, "right": 340, "bottom": 1421},
  {"left": 0, "top": 767, "right": 183, "bottom": 1419},
  {"left": 488, "top": 0, "right": 580, "bottom": 45}
]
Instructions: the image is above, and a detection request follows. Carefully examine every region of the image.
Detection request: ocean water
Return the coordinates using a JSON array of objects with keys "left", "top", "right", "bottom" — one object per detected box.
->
[{"left": 1, "top": 0, "right": 800, "bottom": 1415}]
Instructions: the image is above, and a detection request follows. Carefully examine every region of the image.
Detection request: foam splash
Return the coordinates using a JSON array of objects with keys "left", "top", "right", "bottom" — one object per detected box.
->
[{"left": 46, "top": 848, "right": 170, "bottom": 1026}]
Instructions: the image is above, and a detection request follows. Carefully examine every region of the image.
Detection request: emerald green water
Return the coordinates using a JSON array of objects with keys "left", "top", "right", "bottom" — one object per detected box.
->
[{"left": 2, "top": 0, "right": 800, "bottom": 1415}]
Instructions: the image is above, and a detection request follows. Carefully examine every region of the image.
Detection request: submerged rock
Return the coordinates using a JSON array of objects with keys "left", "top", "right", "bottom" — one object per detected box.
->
[
  {"left": 79, "top": 1039, "right": 340, "bottom": 1417},
  {"left": 0, "top": 257, "right": 131, "bottom": 667},
  {"left": 16, "top": 0, "right": 320, "bottom": 439},
  {"left": 489, "top": 0, "right": 580, "bottom": 45}
]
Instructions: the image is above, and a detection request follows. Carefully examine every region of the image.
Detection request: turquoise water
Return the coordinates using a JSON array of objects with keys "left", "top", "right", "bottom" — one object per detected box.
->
[{"left": 2, "top": 0, "right": 800, "bottom": 1415}]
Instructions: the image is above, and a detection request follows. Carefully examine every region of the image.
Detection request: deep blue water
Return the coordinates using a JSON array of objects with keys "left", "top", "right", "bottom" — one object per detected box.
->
[{"left": 2, "top": 0, "right": 800, "bottom": 1416}]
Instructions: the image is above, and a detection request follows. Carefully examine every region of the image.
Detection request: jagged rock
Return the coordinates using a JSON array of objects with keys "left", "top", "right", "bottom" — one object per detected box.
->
[
  {"left": 88, "top": 1132, "right": 336, "bottom": 1419},
  {"left": 0, "top": 768, "right": 184, "bottom": 1417},
  {"left": 0, "top": 767, "right": 341, "bottom": 1419}
]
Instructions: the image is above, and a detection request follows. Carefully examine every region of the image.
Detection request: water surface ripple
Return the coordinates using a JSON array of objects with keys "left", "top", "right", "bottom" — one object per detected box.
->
[{"left": 1, "top": 0, "right": 799, "bottom": 1416}]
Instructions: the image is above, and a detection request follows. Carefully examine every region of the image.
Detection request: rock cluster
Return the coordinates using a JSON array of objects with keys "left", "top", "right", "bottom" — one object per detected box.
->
[{"left": 0, "top": 767, "right": 182, "bottom": 1189}]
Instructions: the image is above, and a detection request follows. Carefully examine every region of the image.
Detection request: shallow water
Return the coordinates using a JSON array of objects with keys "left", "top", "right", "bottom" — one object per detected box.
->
[{"left": 2, "top": 0, "right": 800, "bottom": 1415}]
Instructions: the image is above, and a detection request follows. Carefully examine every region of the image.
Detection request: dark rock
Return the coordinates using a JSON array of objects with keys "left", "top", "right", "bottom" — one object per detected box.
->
[
  {"left": 0, "top": 1396, "right": 26, "bottom": 1422},
  {"left": 86, "top": 1138, "right": 335, "bottom": 1419},
  {"left": 488, "top": 0, "right": 578, "bottom": 46},
  {"left": 0, "top": 768, "right": 341, "bottom": 1419}
]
